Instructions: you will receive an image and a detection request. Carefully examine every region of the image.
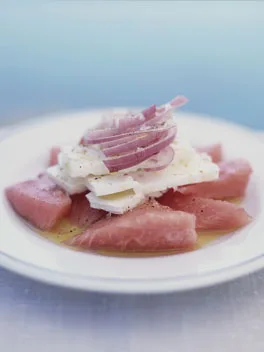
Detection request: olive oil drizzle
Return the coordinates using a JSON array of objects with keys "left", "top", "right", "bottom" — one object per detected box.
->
[
  {"left": 39, "top": 220, "right": 232, "bottom": 258},
  {"left": 37, "top": 198, "right": 242, "bottom": 257}
]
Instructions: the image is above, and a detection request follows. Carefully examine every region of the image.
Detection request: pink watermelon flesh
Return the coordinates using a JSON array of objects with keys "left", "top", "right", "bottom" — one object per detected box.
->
[
  {"left": 65, "top": 201, "right": 197, "bottom": 251},
  {"left": 158, "top": 191, "right": 251, "bottom": 230},
  {"left": 5, "top": 176, "right": 72, "bottom": 230},
  {"left": 49, "top": 146, "right": 61, "bottom": 166},
  {"left": 196, "top": 143, "right": 222, "bottom": 163},
  {"left": 179, "top": 159, "right": 252, "bottom": 199},
  {"left": 69, "top": 193, "right": 106, "bottom": 227}
]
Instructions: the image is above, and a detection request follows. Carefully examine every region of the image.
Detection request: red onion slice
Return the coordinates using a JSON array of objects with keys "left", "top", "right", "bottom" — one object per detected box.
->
[
  {"left": 81, "top": 105, "right": 156, "bottom": 145},
  {"left": 142, "top": 146, "right": 175, "bottom": 172},
  {"left": 82, "top": 124, "right": 176, "bottom": 145},
  {"left": 104, "top": 127, "right": 176, "bottom": 172},
  {"left": 142, "top": 104, "right": 156, "bottom": 120},
  {"left": 116, "top": 104, "right": 156, "bottom": 130},
  {"left": 170, "top": 95, "right": 188, "bottom": 107},
  {"left": 100, "top": 134, "right": 137, "bottom": 149},
  {"left": 81, "top": 128, "right": 137, "bottom": 144},
  {"left": 80, "top": 127, "right": 120, "bottom": 144},
  {"left": 145, "top": 95, "right": 188, "bottom": 127},
  {"left": 80, "top": 96, "right": 187, "bottom": 145},
  {"left": 102, "top": 126, "right": 174, "bottom": 157},
  {"left": 143, "top": 110, "right": 170, "bottom": 127},
  {"left": 156, "top": 95, "right": 188, "bottom": 114},
  {"left": 100, "top": 121, "right": 172, "bottom": 149},
  {"left": 115, "top": 113, "right": 145, "bottom": 130}
]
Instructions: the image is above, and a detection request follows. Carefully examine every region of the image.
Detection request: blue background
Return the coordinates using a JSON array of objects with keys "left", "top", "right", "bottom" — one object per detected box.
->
[{"left": 0, "top": 1, "right": 263, "bottom": 128}]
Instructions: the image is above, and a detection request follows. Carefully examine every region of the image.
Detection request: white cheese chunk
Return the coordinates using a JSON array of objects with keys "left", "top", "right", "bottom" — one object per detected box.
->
[
  {"left": 58, "top": 145, "right": 109, "bottom": 177},
  {"left": 87, "top": 190, "right": 145, "bottom": 214},
  {"left": 47, "top": 136, "right": 219, "bottom": 214},
  {"left": 130, "top": 154, "right": 219, "bottom": 196},
  {"left": 117, "top": 138, "right": 197, "bottom": 175},
  {"left": 86, "top": 174, "right": 140, "bottom": 196},
  {"left": 46, "top": 165, "right": 87, "bottom": 195},
  {"left": 85, "top": 142, "right": 219, "bottom": 213}
]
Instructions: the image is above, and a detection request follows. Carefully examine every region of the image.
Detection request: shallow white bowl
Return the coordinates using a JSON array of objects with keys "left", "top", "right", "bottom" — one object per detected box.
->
[{"left": 0, "top": 110, "right": 263, "bottom": 294}]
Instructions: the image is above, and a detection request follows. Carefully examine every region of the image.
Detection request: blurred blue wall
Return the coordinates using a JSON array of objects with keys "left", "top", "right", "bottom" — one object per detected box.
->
[{"left": 0, "top": 1, "right": 263, "bottom": 128}]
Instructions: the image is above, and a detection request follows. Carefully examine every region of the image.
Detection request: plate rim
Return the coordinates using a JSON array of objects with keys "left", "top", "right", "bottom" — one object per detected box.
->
[
  {"left": 0, "top": 248, "right": 263, "bottom": 294},
  {"left": 0, "top": 110, "right": 263, "bottom": 294}
]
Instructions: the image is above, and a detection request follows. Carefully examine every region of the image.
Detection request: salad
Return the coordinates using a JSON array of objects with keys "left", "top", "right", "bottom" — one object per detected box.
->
[{"left": 5, "top": 96, "right": 252, "bottom": 252}]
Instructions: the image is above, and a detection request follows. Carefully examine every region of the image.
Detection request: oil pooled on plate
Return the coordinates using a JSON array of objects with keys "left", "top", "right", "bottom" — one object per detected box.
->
[
  {"left": 39, "top": 219, "right": 85, "bottom": 244},
  {"left": 39, "top": 218, "right": 230, "bottom": 257}
]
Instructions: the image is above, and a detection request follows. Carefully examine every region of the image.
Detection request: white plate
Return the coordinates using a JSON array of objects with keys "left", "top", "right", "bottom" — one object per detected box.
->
[{"left": 0, "top": 110, "right": 264, "bottom": 294}]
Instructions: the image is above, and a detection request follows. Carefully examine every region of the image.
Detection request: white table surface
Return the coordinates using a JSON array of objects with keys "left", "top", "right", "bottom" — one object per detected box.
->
[{"left": 1, "top": 127, "right": 264, "bottom": 352}]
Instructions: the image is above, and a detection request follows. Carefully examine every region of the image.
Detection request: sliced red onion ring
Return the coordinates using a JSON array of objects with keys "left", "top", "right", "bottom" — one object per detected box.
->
[
  {"left": 104, "top": 127, "right": 176, "bottom": 172},
  {"left": 100, "top": 134, "right": 137, "bottom": 149},
  {"left": 142, "top": 146, "right": 175, "bottom": 172},
  {"left": 81, "top": 127, "right": 136, "bottom": 144},
  {"left": 170, "top": 95, "right": 188, "bottom": 108},
  {"left": 81, "top": 105, "right": 156, "bottom": 145},
  {"left": 102, "top": 126, "right": 174, "bottom": 157},
  {"left": 115, "top": 104, "right": 156, "bottom": 130},
  {"left": 156, "top": 95, "right": 188, "bottom": 113},
  {"left": 143, "top": 109, "right": 171, "bottom": 127},
  {"left": 115, "top": 113, "right": 145, "bottom": 130},
  {"left": 145, "top": 95, "right": 188, "bottom": 127},
  {"left": 100, "top": 118, "right": 171, "bottom": 149},
  {"left": 82, "top": 124, "right": 176, "bottom": 145},
  {"left": 142, "top": 104, "right": 156, "bottom": 120},
  {"left": 80, "top": 96, "right": 187, "bottom": 145}
]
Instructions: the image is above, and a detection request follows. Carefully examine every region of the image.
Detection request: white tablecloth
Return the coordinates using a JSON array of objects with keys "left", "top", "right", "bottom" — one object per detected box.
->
[{"left": 1, "top": 127, "right": 264, "bottom": 352}]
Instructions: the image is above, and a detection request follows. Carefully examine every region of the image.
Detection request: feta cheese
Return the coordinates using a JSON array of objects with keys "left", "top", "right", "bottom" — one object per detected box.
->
[
  {"left": 86, "top": 174, "right": 140, "bottom": 196},
  {"left": 46, "top": 165, "right": 87, "bottom": 195},
  {"left": 59, "top": 145, "right": 109, "bottom": 177},
  {"left": 130, "top": 153, "right": 219, "bottom": 196},
  {"left": 87, "top": 190, "right": 145, "bottom": 214},
  {"left": 47, "top": 132, "right": 219, "bottom": 214}
]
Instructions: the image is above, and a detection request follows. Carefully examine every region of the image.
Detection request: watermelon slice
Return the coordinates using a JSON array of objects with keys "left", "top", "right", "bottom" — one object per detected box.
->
[
  {"left": 65, "top": 201, "right": 197, "bottom": 251},
  {"left": 69, "top": 193, "right": 106, "bottom": 227},
  {"left": 49, "top": 146, "right": 61, "bottom": 166},
  {"left": 179, "top": 159, "right": 252, "bottom": 199},
  {"left": 159, "top": 191, "right": 251, "bottom": 230},
  {"left": 5, "top": 176, "right": 72, "bottom": 230},
  {"left": 196, "top": 143, "right": 222, "bottom": 163}
]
